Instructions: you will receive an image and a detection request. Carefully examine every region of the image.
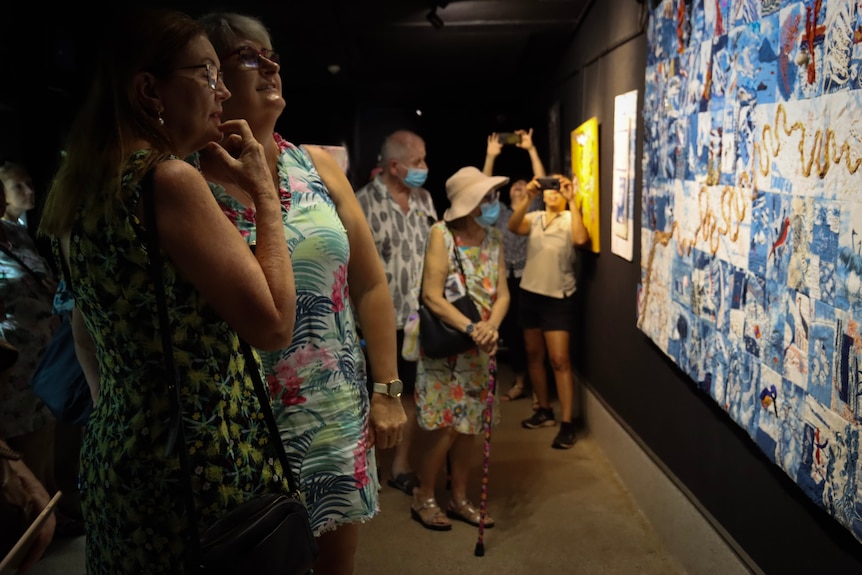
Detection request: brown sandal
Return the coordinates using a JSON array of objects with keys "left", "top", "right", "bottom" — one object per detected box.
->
[
  {"left": 446, "top": 499, "right": 495, "bottom": 528},
  {"left": 411, "top": 496, "right": 452, "bottom": 531}
]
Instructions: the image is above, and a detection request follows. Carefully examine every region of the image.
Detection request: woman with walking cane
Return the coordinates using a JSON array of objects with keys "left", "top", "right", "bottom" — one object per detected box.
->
[{"left": 410, "top": 167, "right": 510, "bottom": 531}]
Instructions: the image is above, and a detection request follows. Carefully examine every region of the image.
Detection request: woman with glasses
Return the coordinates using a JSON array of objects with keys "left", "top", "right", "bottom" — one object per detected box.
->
[
  {"left": 410, "top": 166, "right": 510, "bottom": 531},
  {"left": 508, "top": 174, "right": 590, "bottom": 450},
  {"left": 38, "top": 7, "right": 297, "bottom": 574},
  {"left": 195, "top": 12, "right": 405, "bottom": 575}
]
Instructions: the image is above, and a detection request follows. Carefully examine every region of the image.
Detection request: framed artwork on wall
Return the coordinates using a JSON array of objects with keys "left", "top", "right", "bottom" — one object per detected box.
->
[
  {"left": 572, "top": 116, "right": 601, "bottom": 253},
  {"left": 611, "top": 89, "right": 638, "bottom": 261}
]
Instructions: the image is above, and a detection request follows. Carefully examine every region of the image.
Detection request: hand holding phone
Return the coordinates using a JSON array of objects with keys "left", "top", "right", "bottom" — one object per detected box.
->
[
  {"left": 536, "top": 176, "right": 560, "bottom": 191},
  {"left": 497, "top": 132, "right": 522, "bottom": 145}
]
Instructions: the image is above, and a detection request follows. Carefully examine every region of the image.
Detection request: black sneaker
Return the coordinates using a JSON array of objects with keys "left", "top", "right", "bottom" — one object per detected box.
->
[
  {"left": 521, "top": 408, "right": 555, "bottom": 429},
  {"left": 552, "top": 424, "right": 577, "bottom": 449}
]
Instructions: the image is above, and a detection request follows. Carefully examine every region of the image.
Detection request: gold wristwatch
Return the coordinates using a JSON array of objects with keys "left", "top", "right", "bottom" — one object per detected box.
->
[{"left": 372, "top": 378, "right": 403, "bottom": 398}]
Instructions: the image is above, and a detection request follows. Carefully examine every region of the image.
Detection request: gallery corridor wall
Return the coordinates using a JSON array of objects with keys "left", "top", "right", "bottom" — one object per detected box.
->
[{"left": 549, "top": 0, "right": 862, "bottom": 572}]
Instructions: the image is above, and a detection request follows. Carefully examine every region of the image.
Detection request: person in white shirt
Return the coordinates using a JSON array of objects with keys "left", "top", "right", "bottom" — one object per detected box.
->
[{"left": 507, "top": 174, "right": 589, "bottom": 449}]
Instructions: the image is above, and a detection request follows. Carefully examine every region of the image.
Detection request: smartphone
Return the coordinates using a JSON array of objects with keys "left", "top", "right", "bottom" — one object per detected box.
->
[
  {"left": 0, "top": 490, "right": 62, "bottom": 575},
  {"left": 498, "top": 132, "right": 522, "bottom": 145},
  {"left": 536, "top": 176, "right": 560, "bottom": 190}
]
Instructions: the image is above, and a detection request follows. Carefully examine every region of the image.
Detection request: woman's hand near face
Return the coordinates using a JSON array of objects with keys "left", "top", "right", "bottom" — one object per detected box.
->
[
  {"left": 525, "top": 179, "right": 541, "bottom": 202},
  {"left": 559, "top": 178, "right": 575, "bottom": 205},
  {"left": 204, "top": 119, "right": 275, "bottom": 198},
  {"left": 151, "top": 158, "right": 295, "bottom": 351},
  {"left": 508, "top": 181, "right": 538, "bottom": 235}
]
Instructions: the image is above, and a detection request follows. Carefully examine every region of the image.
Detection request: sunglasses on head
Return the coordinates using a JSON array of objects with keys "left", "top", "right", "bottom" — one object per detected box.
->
[{"left": 224, "top": 46, "right": 281, "bottom": 69}]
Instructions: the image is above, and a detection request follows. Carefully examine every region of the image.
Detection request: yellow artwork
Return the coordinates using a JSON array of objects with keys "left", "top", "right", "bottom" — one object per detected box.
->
[{"left": 571, "top": 117, "right": 600, "bottom": 253}]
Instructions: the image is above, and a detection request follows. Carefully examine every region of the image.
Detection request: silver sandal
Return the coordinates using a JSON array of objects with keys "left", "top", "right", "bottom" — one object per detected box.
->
[
  {"left": 446, "top": 499, "right": 495, "bottom": 528},
  {"left": 411, "top": 497, "right": 452, "bottom": 531}
]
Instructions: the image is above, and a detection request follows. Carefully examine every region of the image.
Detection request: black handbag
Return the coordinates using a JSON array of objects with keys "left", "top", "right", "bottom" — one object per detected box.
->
[
  {"left": 418, "top": 233, "right": 482, "bottom": 359},
  {"left": 142, "top": 170, "right": 317, "bottom": 575}
]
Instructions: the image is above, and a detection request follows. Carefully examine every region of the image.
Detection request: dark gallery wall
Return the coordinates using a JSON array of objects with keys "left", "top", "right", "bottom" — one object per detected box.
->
[{"left": 555, "top": 1, "right": 862, "bottom": 573}]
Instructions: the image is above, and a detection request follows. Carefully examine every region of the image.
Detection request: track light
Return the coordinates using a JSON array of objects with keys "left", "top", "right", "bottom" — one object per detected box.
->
[{"left": 426, "top": 8, "right": 444, "bottom": 29}]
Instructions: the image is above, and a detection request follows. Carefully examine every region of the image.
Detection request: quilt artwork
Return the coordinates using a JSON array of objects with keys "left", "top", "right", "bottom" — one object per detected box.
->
[{"left": 638, "top": 0, "right": 862, "bottom": 542}]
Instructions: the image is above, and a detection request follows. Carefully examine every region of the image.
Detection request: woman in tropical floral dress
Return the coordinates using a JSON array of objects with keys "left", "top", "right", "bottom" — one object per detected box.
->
[{"left": 196, "top": 12, "right": 406, "bottom": 575}]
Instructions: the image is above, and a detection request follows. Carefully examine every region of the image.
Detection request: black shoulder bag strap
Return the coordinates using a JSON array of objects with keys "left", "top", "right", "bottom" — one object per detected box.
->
[
  {"left": 418, "top": 224, "right": 473, "bottom": 305},
  {"left": 141, "top": 169, "right": 300, "bottom": 570}
]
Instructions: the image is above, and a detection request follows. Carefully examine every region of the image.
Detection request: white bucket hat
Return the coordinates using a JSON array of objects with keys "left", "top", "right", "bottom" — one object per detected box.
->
[{"left": 442, "top": 167, "right": 509, "bottom": 222}]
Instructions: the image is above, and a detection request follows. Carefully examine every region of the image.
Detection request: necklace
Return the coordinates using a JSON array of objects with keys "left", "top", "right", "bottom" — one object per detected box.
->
[{"left": 542, "top": 212, "right": 561, "bottom": 231}]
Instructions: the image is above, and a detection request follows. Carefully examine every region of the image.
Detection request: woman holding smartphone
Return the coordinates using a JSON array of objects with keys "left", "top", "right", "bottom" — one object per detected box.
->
[{"left": 507, "top": 174, "right": 589, "bottom": 450}]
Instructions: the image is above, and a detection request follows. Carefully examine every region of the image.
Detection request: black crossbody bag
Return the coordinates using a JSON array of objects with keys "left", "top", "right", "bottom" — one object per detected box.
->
[
  {"left": 141, "top": 170, "right": 317, "bottom": 575},
  {"left": 418, "top": 229, "right": 481, "bottom": 359}
]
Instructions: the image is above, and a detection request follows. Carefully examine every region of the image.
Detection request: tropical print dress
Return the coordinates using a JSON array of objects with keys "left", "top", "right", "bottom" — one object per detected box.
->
[
  {"left": 210, "top": 134, "right": 379, "bottom": 535},
  {"left": 62, "top": 150, "right": 292, "bottom": 574},
  {"left": 0, "top": 220, "right": 57, "bottom": 439},
  {"left": 416, "top": 221, "right": 502, "bottom": 434}
]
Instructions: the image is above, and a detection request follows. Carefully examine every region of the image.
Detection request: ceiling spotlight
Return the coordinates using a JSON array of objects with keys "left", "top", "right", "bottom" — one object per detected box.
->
[{"left": 426, "top": 8, "right": 444, "bottom": 29}]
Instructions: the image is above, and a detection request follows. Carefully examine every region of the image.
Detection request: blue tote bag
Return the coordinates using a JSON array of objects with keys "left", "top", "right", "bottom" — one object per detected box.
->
[{"left": 30, "top": 318, "right": 93, "bottom": 426}]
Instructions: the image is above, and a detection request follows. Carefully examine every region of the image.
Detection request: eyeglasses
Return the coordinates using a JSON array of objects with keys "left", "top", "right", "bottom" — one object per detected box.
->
[
  {"left": 481, "top": 190, "right": 500, "bottom": 204},
  {"left": 174, "top": 63, "right": 223, "bottom": 90},
  {"left": 224, "top": 46, "right": 281, "bottom": 69}
]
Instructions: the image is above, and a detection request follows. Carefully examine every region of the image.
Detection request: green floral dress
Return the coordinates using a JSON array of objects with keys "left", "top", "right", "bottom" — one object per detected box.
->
[
  {"left": 60, "top": 150, "right": 291, "bottom": 574},
  {"left": 416, "top": 222, "right": 502, "bottom": 434}
]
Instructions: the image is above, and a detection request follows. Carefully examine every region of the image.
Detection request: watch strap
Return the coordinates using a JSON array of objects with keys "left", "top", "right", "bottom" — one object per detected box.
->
[{"left": 373, "top": 379, "right": 403, "bottom": 397}]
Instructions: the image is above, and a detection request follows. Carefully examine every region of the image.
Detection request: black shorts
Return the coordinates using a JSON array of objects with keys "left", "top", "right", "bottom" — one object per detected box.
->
[{"left": 518, "top": 288, "right": 575, "bottom": 332}]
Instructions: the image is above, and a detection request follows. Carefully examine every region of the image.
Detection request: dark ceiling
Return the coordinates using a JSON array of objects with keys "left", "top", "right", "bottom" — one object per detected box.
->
[
  {"left": 2, "top": 0, "right": 594, "bottom": 190},
  {"left": 3, "top": 0, "right": 592, "bottom": 112},
  {"left": 231, "top": 0, "right": 592, "bottom": 101}
]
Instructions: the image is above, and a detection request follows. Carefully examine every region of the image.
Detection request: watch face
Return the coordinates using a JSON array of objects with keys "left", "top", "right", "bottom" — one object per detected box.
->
[{"left": 389, "top": 379, "right": 404, "bottom": 397}]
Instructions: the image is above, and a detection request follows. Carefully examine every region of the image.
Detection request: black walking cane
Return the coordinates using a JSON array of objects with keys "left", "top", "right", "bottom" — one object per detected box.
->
[{"left": 474, "top": 354, "right": 497, "bottom": 557}]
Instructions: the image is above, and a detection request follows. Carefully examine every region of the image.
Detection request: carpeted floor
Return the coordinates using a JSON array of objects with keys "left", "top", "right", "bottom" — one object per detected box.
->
[{"left": 21, "top": 363, "right": 687, "bottom": 575}]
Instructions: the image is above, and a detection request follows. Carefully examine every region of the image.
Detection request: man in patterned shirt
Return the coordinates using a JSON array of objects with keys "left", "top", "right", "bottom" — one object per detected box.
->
[{"left": 355, "top": 129, "right": 437, "bottom": 496}]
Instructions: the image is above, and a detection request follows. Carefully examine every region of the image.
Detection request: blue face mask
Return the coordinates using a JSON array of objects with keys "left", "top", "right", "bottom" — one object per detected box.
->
[
  {"left": 475, "top": 200, "right": 501, "bottom": 227},
  {"left": 402, "top": 168, "right": 428, "bottom": 188}
]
